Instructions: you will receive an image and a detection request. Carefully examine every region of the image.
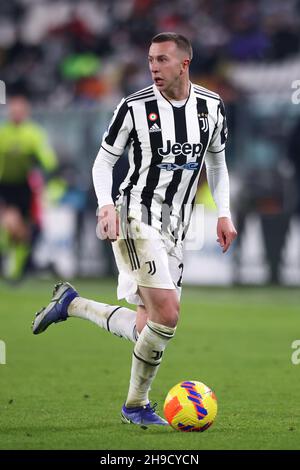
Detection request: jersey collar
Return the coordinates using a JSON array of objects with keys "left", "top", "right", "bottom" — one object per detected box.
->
[{"left": 153, "top": 82, "right": 193, "bottom": 108}]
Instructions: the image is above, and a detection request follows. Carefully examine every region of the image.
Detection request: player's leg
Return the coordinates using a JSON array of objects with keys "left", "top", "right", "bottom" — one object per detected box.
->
[
  {"left": 1, "top": 206, "right": 30, "bottom": 281},
  {"left": 32, "top": 280, "right": 150, "bottom": 342},
  {"left": 32, "top": 282, "right": 140, "bottom": 342},
  {"left": 2, "top": 207, "right": 30, "bottom": 242},
  {"left": 125, "top": 232, "right": 182, "bottom": 409},
  {"left": 0, "top": 182, "right": 35, "bottom": 281},
  {"left": 124, "top": 286, "right": 178, "bottom": 409},
  {"left": 136, "top": 305, "right": 149, "bottom": 334},
  {"left": 138, "top": 285, "right": 179, "bottom": 327},
  {"left": 67, "top": 296, "right": 149, "bottom": 341},
  {"left": 32, "top": 223, "right": 151, "bottom": 340},
  {"left": 63, "top": 234, "right": 150, "bottom": 339},
  {"left": 121, "top": 229, "right": 182, "bottom": 426}
]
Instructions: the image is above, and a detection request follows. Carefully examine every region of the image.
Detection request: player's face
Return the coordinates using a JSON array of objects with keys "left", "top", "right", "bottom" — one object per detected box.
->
[
  {"left": 148, "top": 41, "right": 189, "bottom": 93},
  {"left": 9, "top": 97, "right": 30, "bottom": 124}
]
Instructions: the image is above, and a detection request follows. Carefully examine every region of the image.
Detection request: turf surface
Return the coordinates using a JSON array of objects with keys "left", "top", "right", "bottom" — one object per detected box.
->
[{"left": 0, "top": 279, "right": 299, "bottom": 450}]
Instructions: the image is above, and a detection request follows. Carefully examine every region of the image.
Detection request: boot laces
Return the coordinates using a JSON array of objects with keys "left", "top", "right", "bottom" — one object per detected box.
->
[
  {"left": 147, "top": 402, "right": 158, "bottom": 414},
  {"left": 52, "top": 282, "right": 63, "bottom": 296}
]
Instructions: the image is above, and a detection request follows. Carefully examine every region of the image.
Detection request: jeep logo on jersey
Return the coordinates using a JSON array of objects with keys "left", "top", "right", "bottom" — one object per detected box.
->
[
  {"left": 158, "top": 140, "right": 203, "bottom": 158},
  {"left": 157, "top": 162, "right": 200, "bottom": 171}
]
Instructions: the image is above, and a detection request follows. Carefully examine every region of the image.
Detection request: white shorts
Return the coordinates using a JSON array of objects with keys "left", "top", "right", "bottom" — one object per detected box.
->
[{"left": 112, "top": 218, "right": 183, "bottom": 306}]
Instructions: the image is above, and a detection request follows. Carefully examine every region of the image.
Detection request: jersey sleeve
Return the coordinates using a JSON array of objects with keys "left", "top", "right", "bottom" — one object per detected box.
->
[
  {"left": 93, "top": 98, "right": 132, "bottom": 209},
  {"left": 204, "top": 149, "right": 231, "bottom": 218},
  {"left": 208, "top": 99, "right": 228, "bottom": 154},
  {"left": 100, "top": 98, "right": 133, "bottom": 162}
]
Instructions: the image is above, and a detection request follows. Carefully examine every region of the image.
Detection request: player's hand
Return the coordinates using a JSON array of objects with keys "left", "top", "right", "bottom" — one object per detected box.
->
[
  {"left": 97, "top": 204, "right": 119, "bottom": 241},
  {"left": 216, "top": 217, "right": 237, "bottom": 253}
]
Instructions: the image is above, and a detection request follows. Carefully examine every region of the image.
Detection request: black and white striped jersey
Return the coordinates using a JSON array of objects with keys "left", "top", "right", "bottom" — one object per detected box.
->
[{"left": 99, "top": 82, "right": 228, "bottom": 241}]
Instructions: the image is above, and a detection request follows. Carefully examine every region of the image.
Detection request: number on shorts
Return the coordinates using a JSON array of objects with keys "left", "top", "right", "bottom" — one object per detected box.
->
[{"left": 177, "top": 263, "right": 184, "bottom": 287}]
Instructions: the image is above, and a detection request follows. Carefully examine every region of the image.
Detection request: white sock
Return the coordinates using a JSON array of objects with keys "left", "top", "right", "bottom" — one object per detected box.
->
[
  {"left": 125, "top": 320, "right": 176, "bottom": 407},
  {"left": 68, "top": 297, "right": 138, "bottom": 343}
]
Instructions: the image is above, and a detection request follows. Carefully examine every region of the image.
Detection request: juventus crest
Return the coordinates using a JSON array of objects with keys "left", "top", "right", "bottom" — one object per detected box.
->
[{"left": 198, "top": 112, "right": 209, "bottom": 133}]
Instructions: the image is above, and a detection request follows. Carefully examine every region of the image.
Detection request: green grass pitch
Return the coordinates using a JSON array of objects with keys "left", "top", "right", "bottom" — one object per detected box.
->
[{"left": 0, "top": 279, "right": 299, "bottom": 450}]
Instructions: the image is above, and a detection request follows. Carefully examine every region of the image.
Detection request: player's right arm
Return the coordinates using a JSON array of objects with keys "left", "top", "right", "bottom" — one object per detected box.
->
[
  {"left": 92, "top": 98, "right": 133, "bottom": 241},
  {"left": 97, "top": 203, "right": 119, "bottom": 241}
]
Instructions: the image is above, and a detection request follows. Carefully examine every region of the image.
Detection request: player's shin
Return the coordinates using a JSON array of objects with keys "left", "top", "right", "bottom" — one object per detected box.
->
[
  {"left": 67, "top": 297, "right": 138, "bottom": 343},
  {"left": 125, "top": 320, "right": 176, "bottom": 407}
]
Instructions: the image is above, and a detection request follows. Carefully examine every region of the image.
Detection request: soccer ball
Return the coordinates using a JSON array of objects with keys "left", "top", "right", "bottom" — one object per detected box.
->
[{"left": 163, "top": 380, "right": 217, "bottom": 432}]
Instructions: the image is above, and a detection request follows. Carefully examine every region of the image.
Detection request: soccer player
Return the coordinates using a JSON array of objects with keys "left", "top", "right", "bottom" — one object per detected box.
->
[
  {"left": 32, "top": 33, "right": 237, "bottom": 427},
  {"left": 0, "top": 96, "right": 58, "bottom": 281}
]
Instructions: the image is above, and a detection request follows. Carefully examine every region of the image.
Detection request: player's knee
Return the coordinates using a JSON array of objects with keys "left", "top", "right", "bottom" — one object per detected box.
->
[
  {"left": 2, "top": 208, "right": 28, "bottom": 241},
  {"left": 155, "top": 296, "right": 179, "bottom": 328}
]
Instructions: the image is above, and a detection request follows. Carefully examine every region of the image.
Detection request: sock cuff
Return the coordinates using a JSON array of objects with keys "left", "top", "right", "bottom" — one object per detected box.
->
[{"left": 147, "top": 320, "right": 176, "bottom": 339}]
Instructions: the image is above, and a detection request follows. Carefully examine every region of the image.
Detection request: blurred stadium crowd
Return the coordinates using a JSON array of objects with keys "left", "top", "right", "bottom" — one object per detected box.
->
[
  {"left": 0, "top": 0, "right": 300, "bottom": 284},
  {"left": 1, "top": 0, "right": 300, "bottom": 105}
]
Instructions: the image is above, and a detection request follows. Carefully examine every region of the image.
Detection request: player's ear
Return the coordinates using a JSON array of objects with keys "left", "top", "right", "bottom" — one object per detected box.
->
[{"left": 181, "top": 58, "right": 190, "bottom": 73}]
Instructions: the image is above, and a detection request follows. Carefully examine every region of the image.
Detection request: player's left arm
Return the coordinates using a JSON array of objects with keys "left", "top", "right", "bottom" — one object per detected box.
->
[
  {"left": 205, "top": 149, "right": 237, "bottom": 253},
  {"left": 30, "top": 126, "right": 69, "bottom": 204},
  {"left": 32, "top": 126, "right": 58, "bottom": 174},
  {"left": 216, "top": 216, "right": 237, "bottom": 254},
  {"left": 205, "top": 98, "right": 237, "bottom": 253}
]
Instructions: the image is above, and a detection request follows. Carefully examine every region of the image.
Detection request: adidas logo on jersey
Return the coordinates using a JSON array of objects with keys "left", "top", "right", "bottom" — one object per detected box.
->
[{"left": 149, "top": 123, "right": 161, "bottom": 133}]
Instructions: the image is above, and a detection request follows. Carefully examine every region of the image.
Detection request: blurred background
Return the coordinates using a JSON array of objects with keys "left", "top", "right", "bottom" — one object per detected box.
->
[{"left": 0, "top": 0, "right": 300, "bottom": 285}]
